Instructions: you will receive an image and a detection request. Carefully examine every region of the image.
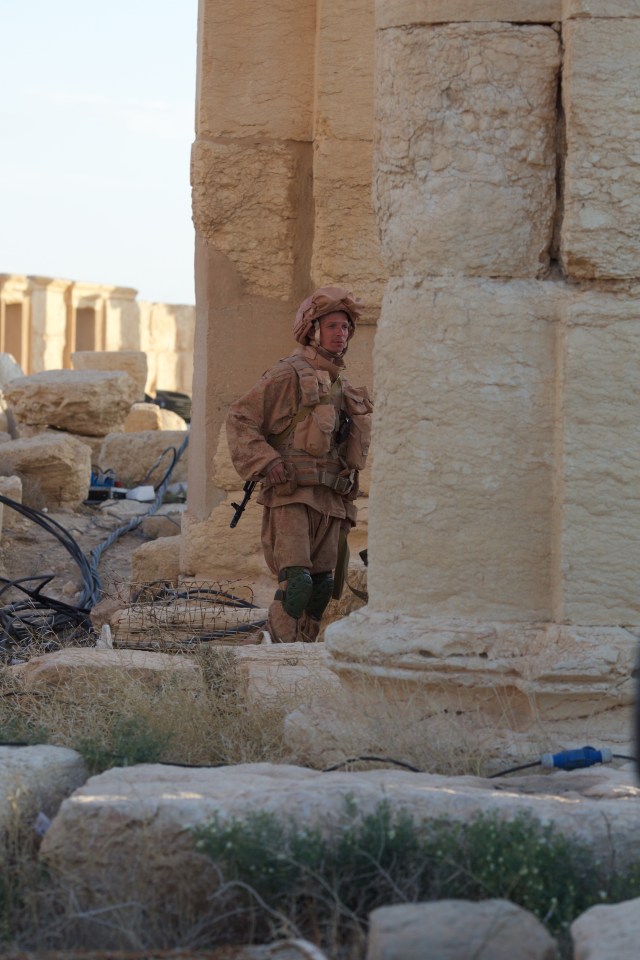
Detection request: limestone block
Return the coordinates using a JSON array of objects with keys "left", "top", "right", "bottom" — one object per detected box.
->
[
  {"left": 0, "top": 352, "right": 24, "bottom": 387},
  {"left": 572, "top": 897, "right": 640, "bottom": 960},
  {"left": 312, "top": 138, "right": 386, "bottom": 320},
  {"left": 227, "top": 643, "right": 341, "bottom": 702},
  {"left": 376, "top": 1, "right": 564, "bottom": 26},
  {"left": 98, "top": 430, "right": 189, "bottom": 487},
  {"left": 4, "top": 370, "right": 140, "bottom": 437},
  {"left": 124, "top": 402, "right": 188, "bottom": 432},
  {"left": 103, "top": 296, "right": 140, "bottom": 353},
  {"left": 321, "top": 611, "right": 635, "bottom": 761},
  {"left": 14, "top": 648, "right": 203, "bottom": 693},
  {"left": 191, "top": 139, "right": 308, "bottom": 298},
  {"left": 561, "top": 20, "right": 640, "bottom": 280},
  {"left": 181, "top": 496, "right": 274, "bottom": 608},
  {"left": 370, "top": 278, "right": 556, "bottom": 621},
  {"left": 0, "top": 745, "right": 86, "bottom": 844},
  {"left": 367, "top": 900, "right": 557, "bottom": 960},
  {"left": 0, "top": 474, "right": 22, "bottom": 530},
  {"left": 373, "top": 24, "right": 560, "bottom": 277},
  {"left": 71, "top": 350, "right": 148, "bottom": 399},
  {"left": 196, "top": 0, "right": 316, "bottom": 140},
  {"left": 0, "top": 434, "right": 91, "bottom": 506},
  {"left": 376, "top": 0, "right": 640, "bottom": 25},
  {"left": 140, "top": 513, "right": 183, "bottom": 539},
  {"left": 560, "top": 289, "right": 640, "bottom": 623},
  {"left": 39, "top": 763, "right": 640, "bottom": 918},
  {"left": 131, "top": 536, "right": 181, "bottom": 586},
  {"left": 316, "top": 0, "right": 375, "bottom": 141},
  {"left": 563, "top": 1, "right": 640, "bottom": 19},
  {"left": 70, "top": 432, "right": 103, "bottom": 468}
]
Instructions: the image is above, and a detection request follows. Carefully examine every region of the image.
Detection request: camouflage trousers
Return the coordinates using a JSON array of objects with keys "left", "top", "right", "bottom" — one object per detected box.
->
[{"left": 261, "top": 502, "right": 341, "bottom": 643}]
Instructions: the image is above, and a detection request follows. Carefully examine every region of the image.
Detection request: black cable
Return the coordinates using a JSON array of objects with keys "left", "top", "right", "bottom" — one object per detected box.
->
[
  {"left": 488, "top": 761, "right": 545, "bottom": 779},
  {"left": 324, "top": 756, "right": 421, "bottom": 773}
]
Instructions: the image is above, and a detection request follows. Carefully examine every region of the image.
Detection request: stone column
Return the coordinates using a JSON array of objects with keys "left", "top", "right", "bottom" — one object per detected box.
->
[
  {"left": 183, "top": 0, "right": 382, "bottom": 586},
  {"left": 324, "top": 1, "right": 640, "bottom": 750}
]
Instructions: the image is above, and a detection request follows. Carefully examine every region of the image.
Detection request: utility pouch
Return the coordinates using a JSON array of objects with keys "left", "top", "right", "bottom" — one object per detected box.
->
[
  {"left": 292, "top": 398, "right": 337, "bottom": 457},
  {"left": 342, "top": 385, "right": 373, "bottom": 470}
]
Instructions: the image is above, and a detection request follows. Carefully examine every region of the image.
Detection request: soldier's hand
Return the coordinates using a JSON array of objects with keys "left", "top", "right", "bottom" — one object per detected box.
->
[{"left": 266, "top": 462, "right": 287, "bottom": 486}]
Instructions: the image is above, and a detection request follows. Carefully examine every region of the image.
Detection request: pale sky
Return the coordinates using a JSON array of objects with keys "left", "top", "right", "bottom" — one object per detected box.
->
[{"left": 0, "top": 0, "right": 198, "bottom": 305}]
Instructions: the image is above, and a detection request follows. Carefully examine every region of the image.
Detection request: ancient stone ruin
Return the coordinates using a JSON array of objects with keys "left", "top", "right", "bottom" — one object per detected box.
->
[
  {"left": 0, "top": 273, "right": 195, "bottom": 395},
  {"left": 3, "top": 3, "right": 640, "bottom": 957},
  {"left": 187, "top": 0, "right": 640, "bottom": 756}
]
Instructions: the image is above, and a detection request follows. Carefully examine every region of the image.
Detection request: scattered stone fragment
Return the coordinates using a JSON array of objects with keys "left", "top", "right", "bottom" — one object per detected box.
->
[
  {"left": 571, "top": 896, "right": 640, "bottom": 960},
  {"left": 367, "top": 899, "right": 557, "bottom": 960}
]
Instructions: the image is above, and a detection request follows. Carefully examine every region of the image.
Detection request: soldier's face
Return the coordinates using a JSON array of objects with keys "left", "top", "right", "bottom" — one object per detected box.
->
[{"left": 319, "top": 312, "right": 351, "bottom": 354}]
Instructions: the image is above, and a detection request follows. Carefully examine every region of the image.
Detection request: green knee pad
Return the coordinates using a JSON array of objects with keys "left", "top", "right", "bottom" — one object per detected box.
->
[
  {"left": 278, "top": 566, "right": 313, "bottom": 619},
  {"left": 305, "top": 571, "right": 334, "bottom": 621}
]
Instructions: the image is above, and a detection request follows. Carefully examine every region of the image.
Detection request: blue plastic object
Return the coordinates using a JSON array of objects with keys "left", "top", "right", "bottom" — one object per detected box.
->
[{"left": 541, "top": 745, "right": 613, "bottom": 770}]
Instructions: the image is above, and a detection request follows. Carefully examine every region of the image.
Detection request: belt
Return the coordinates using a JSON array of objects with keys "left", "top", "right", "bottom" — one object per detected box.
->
[{"left": 317, "top": 470, "right": 354, "bottom": 494}]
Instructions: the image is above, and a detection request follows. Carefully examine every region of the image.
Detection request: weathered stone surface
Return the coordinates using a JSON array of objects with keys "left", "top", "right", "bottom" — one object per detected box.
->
[
  {"left": 367, "top": 899, "right": 557, "bottom": 960},
  {"left": 131, "top": 536, "right": 181, "bottom": 587},
  {"left": 191, "top": 139, "right": 309, "bottom": 298},
  {"left": 560, "top": 288, "right": 640, "bottom": 623},
  {"left": 181, "top": 495, "right": 274, "bottom": 607},
  {"left": 376, "top": 0, "right": 640, "bottom": 25},
  {"left": 98, "top": 430, "right": 189, "bottom": 487},
  {"left": 369, "top": 278, "right": 556, "bottom": 621},
  {"left": 228, "top": 642, "right": 341, "bottom": 701},
  {"left": 0, "top": 745, "right": 86, "bottom": 842},
  {"left": 12, "top": 648, "right": 203, "bottom": 693},
  {"left": 572, "top": 897, "right": 640, "bottom": 960},
  {"left": 140, "top": 511, "right": 183, "bottom": 539},
  {"left": 316, "top": 0, "right": 375, "bottom": 142},
  {"left": 312, "top": 138, "right": 386, "bottom": 319},
  {"left": 373, "top": 24, "right": 560, "bottom": 278},
  {"left": 562, "top": 20, "right": 640, "bottom": 280},
  {"left": 0, "top": 473, "right": 22, "bottom": 530},
  {"left": 4, "top": 370, "right": 140, "bottom": 437},
  {"left": 0, "top": 433, "right": 91, "bottom": 506},
  {"left": 124, "top": 402, "right": 188, "bottom": 432},
  {"left": 39, "top": 763, "right": 640, "bottom": 919},
  {"left": 141, "top": 302, "right": 195, "bottom": 397},
  {"left": 319, "top": 613, "right": 635, "bottom": 763},
  {"left": 196, "top": 0, "right": 315, "bottom": 140},
  {"left": 0, "top": 351, "right": 24, "bottom": 386},
  {"left": 71, "top": 350, "right": 148, "bottom": 400}
]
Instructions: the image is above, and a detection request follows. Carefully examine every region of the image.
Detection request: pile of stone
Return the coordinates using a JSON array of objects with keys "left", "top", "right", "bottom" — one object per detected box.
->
[{"left": 0, "top": 351, "right": 189, "bottom": 508}]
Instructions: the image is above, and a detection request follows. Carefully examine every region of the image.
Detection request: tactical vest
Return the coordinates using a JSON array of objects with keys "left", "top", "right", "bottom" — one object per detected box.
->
[{"left": 269, "top": 355, "right": 372, "bottom": 494}]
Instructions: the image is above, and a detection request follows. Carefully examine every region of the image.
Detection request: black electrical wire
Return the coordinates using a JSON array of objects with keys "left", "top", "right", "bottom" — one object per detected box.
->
[
  {"left": 0, "top": 496, "right": 99, "bottom": 651},
  {"left": 324, "top": 756, "right": 421, "bottom": 773}
]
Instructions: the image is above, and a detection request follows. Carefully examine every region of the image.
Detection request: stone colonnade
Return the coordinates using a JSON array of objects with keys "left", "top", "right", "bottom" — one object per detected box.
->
[
  {"left": 325, "top": 1, "right": 640, "bottom": 735},
  {"left": 0, "top": 274, "right": 195, "bottom": 395}
]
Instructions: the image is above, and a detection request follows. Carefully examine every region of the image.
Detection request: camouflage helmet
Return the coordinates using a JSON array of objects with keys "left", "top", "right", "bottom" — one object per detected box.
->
[{"left": 293, "top": 286, "right": 363, "bottom": 345}]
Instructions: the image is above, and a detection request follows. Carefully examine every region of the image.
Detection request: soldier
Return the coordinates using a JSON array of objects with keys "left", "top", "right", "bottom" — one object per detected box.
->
[{"left": 226, "top": 286, "right": 372, "bottom": 642}]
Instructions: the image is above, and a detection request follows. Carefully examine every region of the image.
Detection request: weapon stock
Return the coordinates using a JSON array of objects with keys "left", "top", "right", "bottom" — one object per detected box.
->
[{"left": 230, "top": 480, "right": 257, "bottom": 528}]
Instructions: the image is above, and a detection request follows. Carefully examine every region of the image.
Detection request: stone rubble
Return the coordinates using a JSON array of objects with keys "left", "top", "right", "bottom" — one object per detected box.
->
[{"left": 367, "top": 899, "right": 557, "bottom": 960}]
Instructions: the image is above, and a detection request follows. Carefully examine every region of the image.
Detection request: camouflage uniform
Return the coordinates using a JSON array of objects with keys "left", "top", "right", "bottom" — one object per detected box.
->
[{"left": 226, "top": 288, "right": 371, "bottom": 642}]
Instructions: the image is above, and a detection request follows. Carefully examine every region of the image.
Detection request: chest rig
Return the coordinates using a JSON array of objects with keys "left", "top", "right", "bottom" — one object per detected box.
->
[{"left": 268, "top": 356, "right": 353, "bottom": 494}]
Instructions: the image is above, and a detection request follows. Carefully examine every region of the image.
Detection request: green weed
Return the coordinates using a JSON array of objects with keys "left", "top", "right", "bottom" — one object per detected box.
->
[
  {"left": 75, "top": 715, "right": 171, "bottom": 774},
  {"left": 193, "top": 802, "right": 640, "bottom": 955}
]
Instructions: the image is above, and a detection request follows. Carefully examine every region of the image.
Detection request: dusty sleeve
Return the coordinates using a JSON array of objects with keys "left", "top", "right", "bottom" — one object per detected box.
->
[{"left": 225, "top": 364, "right": 298, "bottom": 481}]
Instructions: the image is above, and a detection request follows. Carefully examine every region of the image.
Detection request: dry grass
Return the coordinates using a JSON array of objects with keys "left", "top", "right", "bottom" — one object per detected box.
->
[{"left": 0, "top": 647, "right": 297, "bottom": 770}]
